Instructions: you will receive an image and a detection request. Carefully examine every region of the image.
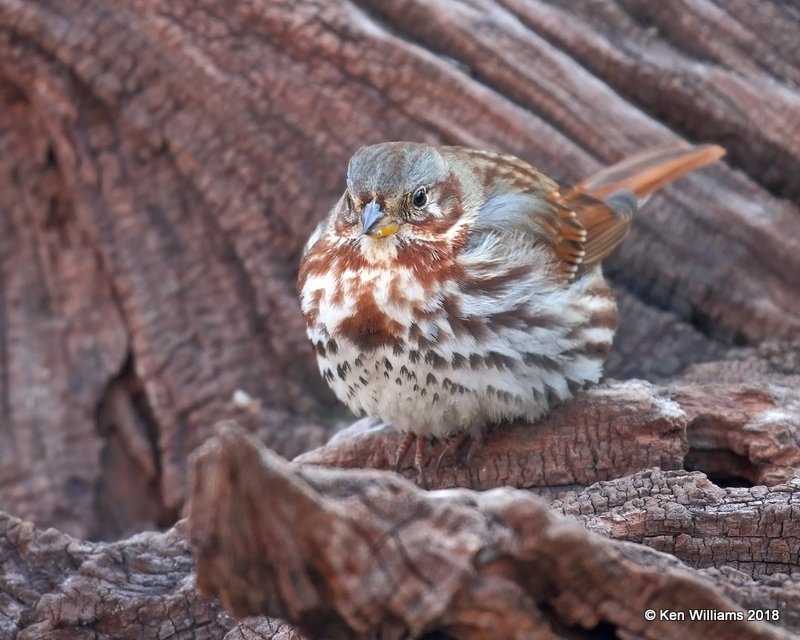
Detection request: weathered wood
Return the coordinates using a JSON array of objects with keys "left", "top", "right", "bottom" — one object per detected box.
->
[
  {"left": 187, "top": 425, "right": 799, "bottom": 639},
  {"left": 224, "top": 618, "right": 308, "bottom": 640},
  {"left": 4, "top": 367, "right": 798, "bottom": 639},
  {"left": 0, "top": 512, "right": 234, "bottom": 640},
  {"left": 0, "top": 83, "right": 129, "bottom": 539},
  {"left": 554, "top": 468, "right": 800, "bottom": 579},
  {"left": 297, "top": 378, "right": 800, "bottom": 493},
  {"left": 0, "top": 0, "right": 797, "bottom": 638},
  {"left": 0, "top": 0, "right": 798, "bottom": 538},
  {"left": 356, "top": 0, "right": 800, "bottom": 344},
  {"left": 296, "top": 380, "right": 689, "bottom": 491}
]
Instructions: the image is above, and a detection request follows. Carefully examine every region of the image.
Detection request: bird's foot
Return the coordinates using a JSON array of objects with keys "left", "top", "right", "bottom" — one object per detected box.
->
[
  {"left": 434, "top": 432, "right": 470, "bottom": 473},
  {"left": 394, "top": 432, "right": 430, "bottom": 489},
  {"left": 465, "top": 429, "right": 486, "bottom": 466},
  {"left": 394, "top": 432, "right": 415, "bottom": 471},
  {"left": 434, "top": 430, "right": 486, "bottom": 473}
]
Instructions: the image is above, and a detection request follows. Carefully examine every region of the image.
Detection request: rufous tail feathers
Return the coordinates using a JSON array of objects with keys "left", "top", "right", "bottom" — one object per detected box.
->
[
  {"left": 556, "top": 143, "right": 725, "bottom": 279},
  {"left": 576, "top": 143, "right": 726, "bottom": 203}
]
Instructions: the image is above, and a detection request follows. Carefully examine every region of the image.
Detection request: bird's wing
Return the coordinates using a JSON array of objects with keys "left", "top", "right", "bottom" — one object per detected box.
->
[
  {"left": 547, "top": 190, "right": 632, "bottom": 282},
  {"left": 471, "top": 144, "right": 724, "bottom": 283},
  {"left": 559, "top": 143, "right": 725, "bottom": 280}
]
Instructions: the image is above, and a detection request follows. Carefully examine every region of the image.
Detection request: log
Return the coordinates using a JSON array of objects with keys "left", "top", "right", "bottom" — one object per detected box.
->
[
  {"left": 186, "top": 425, "right": 800, "bottom": 639},
  {"left": 0, "top": 0, "right": 798, "bottom": 638},
  {"left": 0, "top": 512, "right": 234, "bottom": 640},
  {"left": 4, "top": 365, "right": 798, "bottom": 638},
  {"left": 0, "top": 0, "right": 798, "bottom": 539},
  {"left": 297, "top": 377, "right": 800, "bottom": 492}
]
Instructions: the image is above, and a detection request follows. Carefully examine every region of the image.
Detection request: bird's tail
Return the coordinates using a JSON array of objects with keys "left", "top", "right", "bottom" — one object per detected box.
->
[
  {"left": 576, "top": 143, "right": 726, "bottom": 208},
  {"left": 555, "top": 143, "right": 725, "bottom": 278}
]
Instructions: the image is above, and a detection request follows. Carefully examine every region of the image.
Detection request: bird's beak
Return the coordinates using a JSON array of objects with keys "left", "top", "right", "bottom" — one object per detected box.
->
[{"left": 361, "top": 201, "right": 400, "bottom": 238}]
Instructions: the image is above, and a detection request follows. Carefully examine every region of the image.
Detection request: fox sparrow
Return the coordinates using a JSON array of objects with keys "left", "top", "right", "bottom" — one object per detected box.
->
[{"left": 298, "top": 141, "right": 724, "bottom": 480}]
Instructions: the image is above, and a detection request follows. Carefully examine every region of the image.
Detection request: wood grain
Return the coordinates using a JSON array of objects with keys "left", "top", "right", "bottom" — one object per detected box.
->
[{"left": 0, "top": 0, "right": 797, "bottom": 637}]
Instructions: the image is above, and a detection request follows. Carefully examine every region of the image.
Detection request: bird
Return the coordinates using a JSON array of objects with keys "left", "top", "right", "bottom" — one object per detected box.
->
[{"left": 297, "top": 141, "right": 724, "bottom": 483}]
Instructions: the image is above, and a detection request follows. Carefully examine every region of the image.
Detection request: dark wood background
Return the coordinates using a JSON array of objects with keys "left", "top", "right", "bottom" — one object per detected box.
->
[{"left": 1, "top": 1, "right": 798, "bottom": 639}]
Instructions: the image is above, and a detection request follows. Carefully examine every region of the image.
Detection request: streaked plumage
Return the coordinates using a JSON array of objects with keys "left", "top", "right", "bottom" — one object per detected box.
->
[{"left": 297, "top": 142, "right": 724, "bottom": 472}]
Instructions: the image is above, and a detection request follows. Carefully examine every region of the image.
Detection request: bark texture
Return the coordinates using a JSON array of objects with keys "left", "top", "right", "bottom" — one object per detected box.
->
[
  {"left": 0, "top": 0, "right": 798, "bottom": 638},
  {"left": 0, "top": 512, "right": 234, "bottom": 640},
  {"left": 188, "top": 425, "right": 800, "bottom": 640}
]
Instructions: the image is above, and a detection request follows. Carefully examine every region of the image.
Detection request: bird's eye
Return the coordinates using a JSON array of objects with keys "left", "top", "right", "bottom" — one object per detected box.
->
[
  {"left": 411, "top": 187, "right": 428, "bottom": 208},
  {"left": 342, "top": 192, "right": 357, "bottom": 223}
]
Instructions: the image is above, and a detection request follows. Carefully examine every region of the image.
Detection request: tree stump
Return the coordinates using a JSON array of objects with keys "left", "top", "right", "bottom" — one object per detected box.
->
[{"left": 0, "top": 0, "right": 798, "bottom": 638}]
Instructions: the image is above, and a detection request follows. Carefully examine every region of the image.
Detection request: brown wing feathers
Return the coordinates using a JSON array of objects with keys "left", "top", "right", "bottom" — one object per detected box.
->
[
  {"left": 545, "top": 204, "right": 588, "bottom": 281},
  {"left": 553, "top": 143, "right": 725, "bottom": 281}
]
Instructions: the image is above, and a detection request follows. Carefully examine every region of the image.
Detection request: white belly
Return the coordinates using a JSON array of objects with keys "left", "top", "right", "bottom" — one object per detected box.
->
[{"left": 305, "top": 268, "right": 613, "bottom": 438}]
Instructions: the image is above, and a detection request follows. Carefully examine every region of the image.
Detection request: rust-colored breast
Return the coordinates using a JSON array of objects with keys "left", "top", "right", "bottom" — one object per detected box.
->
[{"left": 337, "top": 290, "right": 405, "bottom": 353}]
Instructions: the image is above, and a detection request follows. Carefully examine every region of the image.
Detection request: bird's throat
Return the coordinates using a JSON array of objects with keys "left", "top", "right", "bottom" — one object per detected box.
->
[{"left": 359, "top": 235, "right": 399, "bottom": 264}]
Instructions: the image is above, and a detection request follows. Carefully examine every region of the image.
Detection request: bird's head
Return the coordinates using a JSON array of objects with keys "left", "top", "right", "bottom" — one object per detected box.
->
[{"left": 331, "top": 142, "right": 476, "bottom": 262}]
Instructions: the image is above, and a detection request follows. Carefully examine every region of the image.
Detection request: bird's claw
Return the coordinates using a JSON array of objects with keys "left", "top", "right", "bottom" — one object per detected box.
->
[
  {"left": 414, "top": 436, "right": 429, "bottom": 490},
  {"left": 394, "top": 432, "right": 416, "bottom": 472},
  {"left": 433, "top": 432, "right": 469, "bottom": 473},
  {"left": 394, "top": 433, "right": 429, "bottom": 489}
]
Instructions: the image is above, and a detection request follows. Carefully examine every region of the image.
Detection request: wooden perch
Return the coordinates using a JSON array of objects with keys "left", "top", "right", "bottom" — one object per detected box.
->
[
  {"left": 2, "top": 364, "right": 798, "bottom": 638},
  {"left": 297, "top": 379, "right": 687, "bottom": 491},
  {"left": 186, "top": 424, "right": 798, "bottom": 640},
  {"left": 297, "top": 378, "right": 800, "bottom": 493},
  {"left": 0, "top": 0, "right": 798, "bottom": 540}
]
